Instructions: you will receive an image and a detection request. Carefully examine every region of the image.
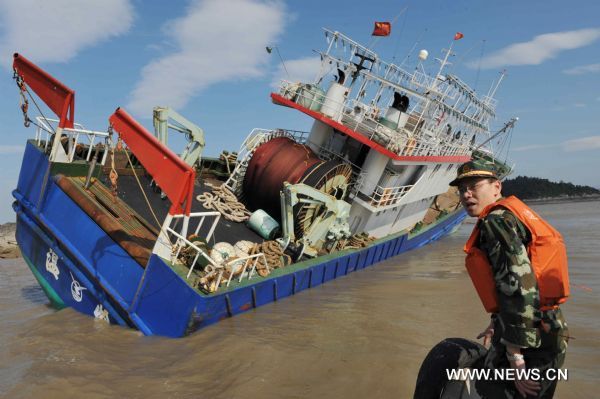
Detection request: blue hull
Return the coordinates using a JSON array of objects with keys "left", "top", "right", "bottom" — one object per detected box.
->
[{"left": 13, "top": 142, "right": 467, "bottom": 337}]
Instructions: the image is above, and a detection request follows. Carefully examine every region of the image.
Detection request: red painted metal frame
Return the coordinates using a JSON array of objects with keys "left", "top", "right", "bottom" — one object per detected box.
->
[
  {"left": 271, "top": 93, "right": 471, "bottom": 164},
  {"left": 13, "top": 53, "right": 75, "bottom": 129},
  {"left": 109, "top": 108, "right": 195, "bottom": 216}
]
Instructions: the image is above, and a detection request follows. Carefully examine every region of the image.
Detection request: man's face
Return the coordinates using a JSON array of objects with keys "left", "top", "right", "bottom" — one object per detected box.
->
[{"left": 458, "top": 177, "right": 502, "bottom": 217}]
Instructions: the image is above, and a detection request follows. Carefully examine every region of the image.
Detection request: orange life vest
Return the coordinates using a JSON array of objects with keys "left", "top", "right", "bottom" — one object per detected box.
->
[{"left": 464, "top": 196, "right": 570, "bottom": 313}]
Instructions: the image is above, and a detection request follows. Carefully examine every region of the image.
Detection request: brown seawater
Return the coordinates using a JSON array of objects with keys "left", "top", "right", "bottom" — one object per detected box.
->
[{"left": 1, "top": 200, "right": 598, "bottom": 398}]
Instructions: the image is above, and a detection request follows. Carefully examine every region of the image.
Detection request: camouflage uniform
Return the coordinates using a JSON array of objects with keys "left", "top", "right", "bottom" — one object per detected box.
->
[{"left": 474, "top": 206, "right": 569, "bottom": 399}]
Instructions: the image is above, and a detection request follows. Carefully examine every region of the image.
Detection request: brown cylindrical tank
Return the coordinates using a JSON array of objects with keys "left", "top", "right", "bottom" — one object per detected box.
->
[
  {"left": 243, "top": 137, "right": 322, "bottom": 218},
  {"left": 243, "top": 137, "right": 353, "bottom": 237}
]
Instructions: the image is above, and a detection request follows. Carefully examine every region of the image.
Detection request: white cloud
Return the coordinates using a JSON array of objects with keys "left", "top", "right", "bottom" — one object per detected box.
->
[
  {"left": 573, "top": 103, "right": 587, "bottom": 108},
  {"left": 472, "top": 28, "right": 600, "bottom": 69},
  {"left": 563, "top": 63, "right": 600, "bottom": 75},
  {"left": 563, "top": 136, "right": 600, "bottom": 152},
  {"left": 0, "top": 145, "right": 23, "bottom": 154},
  {"left": 127, "top": 0, "right": 286, "bottom": 116},
  {"left": 270, "top": 56, "right": 322, "bottom": 89},
  {"left": 514, "top": 134, "right": 600, "bottom": 152},
  {"left": 512, "top": 143, "right": 557, "bottom": 152},
  {"left": 0, "top": 0, "right": 134, "bottom": 68}
]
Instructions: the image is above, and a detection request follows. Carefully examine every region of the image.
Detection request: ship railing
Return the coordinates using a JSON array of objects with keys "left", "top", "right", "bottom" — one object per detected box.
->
[
  {"left": 366, "top": 183, "right": 415, "bottom": 207},
  {"left": 411, "top": 71, "right": 436, "bottom": 91},
  {"left": 165, "top": 211, "right": 221, "bottom": 266},
  {"left": 34, "top": 116, "right": 110, "bottom": 165},
  {"left": 277, "top": 80, "right": 469, "bottom": 159},
  {"left": 153, "top": 211, "right": 221, "bottom": 273},
  {"left": 202, "top": 252, "right": 271, "bottom": 291},
  {"left": 278, "top": 80, "right": 408, "bottom": 148},
  {"left": 481, "top": 95, "right": 498, "bottom": 109},
  {"left": 159, "top": 211, "right": 270, "bottom": 290}
]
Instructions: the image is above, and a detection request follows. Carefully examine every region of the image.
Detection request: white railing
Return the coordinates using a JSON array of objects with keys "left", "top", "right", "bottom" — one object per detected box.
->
[
  {"left": 35, "top": 117, "right": 110, "bottom": 165},
  {"left": 200, "top": 252, "right": 270, "bottom": 290},
  {"left": 279, "top": 80, "right": 473, "bottom": 160},
  {"left": 411, "top": 71, "right": 436, "bottom": 91},
  {"left": 162, "top": 211, "right": 222, "bottom": 270},
  {"left": 155, "top": 211, "right": 273, "bottom": 291},
  {"left": 368, "top": 184, "right": 414, "bottom": 207},
  {"left": 277, "top": 80, "right": 482, "bottom": 164}
]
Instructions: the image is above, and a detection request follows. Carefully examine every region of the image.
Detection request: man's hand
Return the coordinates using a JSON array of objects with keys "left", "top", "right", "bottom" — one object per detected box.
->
[
  {"left": 509, "top": 356, "right": 541, "bottom": 398},
  {"left": 476, "top": 320, "right": 494, "bottom": 348}
]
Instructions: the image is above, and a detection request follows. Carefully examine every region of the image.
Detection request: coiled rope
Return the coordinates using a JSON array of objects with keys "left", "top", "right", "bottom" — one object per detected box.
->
[{"left": 196, "top": 182, "right": 251, "bottom": 222}]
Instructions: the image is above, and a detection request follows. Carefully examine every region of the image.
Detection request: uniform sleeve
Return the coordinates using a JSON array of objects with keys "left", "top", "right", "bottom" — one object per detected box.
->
[{"left": 479, "top": 209, "right": 541, "bottom": 348}]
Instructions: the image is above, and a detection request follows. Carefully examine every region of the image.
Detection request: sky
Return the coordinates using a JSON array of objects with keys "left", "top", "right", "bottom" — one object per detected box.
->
[{"left": 0, "top": 0, "right": 599, "bottom": 222}]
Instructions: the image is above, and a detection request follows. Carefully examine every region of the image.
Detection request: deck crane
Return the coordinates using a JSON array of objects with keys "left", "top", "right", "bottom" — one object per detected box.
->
[{"left": 152, "top": 106, "right": 205, "bottom": 167}]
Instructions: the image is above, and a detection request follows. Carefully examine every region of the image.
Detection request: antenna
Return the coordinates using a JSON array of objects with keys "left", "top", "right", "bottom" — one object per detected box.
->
[
  {"left": 474, "top": 117, "right": 518, "bottom": 151},
  {"left": 266, "top": 46, "right": 290, "bottom": 79},
  {"left": 399, "top": 27, "right": 428, "bottom": 68},
  {"left": 488, "top": 69, "right": 506, "bottom": 99},
  {"left": 474, "top": 39, "right": 486, "bottom": 92},
  {"left": 433, "top": 43, "right": 454, "bottom": 85}
]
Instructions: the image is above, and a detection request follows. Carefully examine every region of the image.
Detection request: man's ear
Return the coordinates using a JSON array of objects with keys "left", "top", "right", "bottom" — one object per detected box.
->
[{"left": 494, "top": 179, "right": 502, "bottom": 196}]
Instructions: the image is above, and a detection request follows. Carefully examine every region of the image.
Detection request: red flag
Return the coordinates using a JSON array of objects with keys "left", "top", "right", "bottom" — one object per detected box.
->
[
  {"left": 454, "top": 32, "right": 464, "bottom": 40},
  {"left": 372, "top": 22, "right": 391, "bottom": 37}
]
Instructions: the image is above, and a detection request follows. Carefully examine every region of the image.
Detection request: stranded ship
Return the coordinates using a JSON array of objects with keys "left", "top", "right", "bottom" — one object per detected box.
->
[{"left": 11, "top": 29, "right": 515, "bottom": 337}]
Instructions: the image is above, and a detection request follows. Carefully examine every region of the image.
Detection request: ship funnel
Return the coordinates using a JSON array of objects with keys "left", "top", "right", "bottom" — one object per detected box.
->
[{"left": 381, "top": 92, "right": 410, "bottom": 130}]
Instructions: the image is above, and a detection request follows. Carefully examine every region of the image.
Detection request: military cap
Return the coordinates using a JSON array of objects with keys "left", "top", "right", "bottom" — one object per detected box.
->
[{"left": 449, "top": 159, "right": 499, "bottom": 186}]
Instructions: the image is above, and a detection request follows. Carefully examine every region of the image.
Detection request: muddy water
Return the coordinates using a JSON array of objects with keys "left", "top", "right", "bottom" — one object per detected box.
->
[{"left": 1, "top": 200, "right": 598, "bottom": 398}]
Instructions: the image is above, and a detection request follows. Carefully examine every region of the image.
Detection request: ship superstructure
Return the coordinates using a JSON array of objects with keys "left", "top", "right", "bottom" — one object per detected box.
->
[{"left": 227, "top": 30, "right": 505, "bottom": 237}]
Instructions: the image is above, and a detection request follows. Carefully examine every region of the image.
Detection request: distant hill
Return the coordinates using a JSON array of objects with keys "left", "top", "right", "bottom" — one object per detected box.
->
[{"left": 502, "top": 176, "right": 600, "bottom": 200}]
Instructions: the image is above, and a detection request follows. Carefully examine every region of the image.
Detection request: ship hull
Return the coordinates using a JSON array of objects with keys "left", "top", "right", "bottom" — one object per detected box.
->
[{"left": 14, "top": 141, "right": 467, "bottom": 337}]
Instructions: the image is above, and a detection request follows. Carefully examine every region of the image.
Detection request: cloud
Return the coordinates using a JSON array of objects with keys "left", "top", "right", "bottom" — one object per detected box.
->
[
  {"left": 513, "top": 135, "right": 600, "bottom": 152},
  {"left": 270, "top": 56, "right": 322, "bottom": 89},
  {"left": 563, "top": 63, "right": 600, "bottom": 75},
  {"left": 127, "top": 0, "right": 286, "bottom": 116},
  {"left": 0, "top": 0, "right": 134, "bottom": 68},
  {"left": 512, "top": 143, "right": 557, "bottom": 152},
  {"left": 472, "top": 28, "right": 600, "bottom": 69},
  {"left": 563, "top": 136, "right": 600, "bottom": 152},
  {"left": 0, "top": 145, "right": 24, "bottom": 154}
]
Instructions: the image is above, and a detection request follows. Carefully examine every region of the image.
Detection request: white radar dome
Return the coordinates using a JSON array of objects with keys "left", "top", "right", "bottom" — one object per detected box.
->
[{"left": 418, "top": 49, "right": 429, "bottom": 61}]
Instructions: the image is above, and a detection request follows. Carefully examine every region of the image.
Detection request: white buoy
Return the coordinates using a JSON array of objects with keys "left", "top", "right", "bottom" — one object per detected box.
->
[{"left": 210, "top": 242, "right": 236, "bottom": 264}]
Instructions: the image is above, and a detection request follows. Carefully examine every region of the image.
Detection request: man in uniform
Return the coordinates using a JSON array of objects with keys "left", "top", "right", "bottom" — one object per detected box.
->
[{"left": 450, "top": 160, "right": 569, "bottom": 399}]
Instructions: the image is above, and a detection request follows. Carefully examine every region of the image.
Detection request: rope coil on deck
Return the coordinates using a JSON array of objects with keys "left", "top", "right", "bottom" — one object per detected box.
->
[
  {"left": 191, "top": 240, "right": 289, "bottom": 293},
  {"left": 196, "top": 182, "right": 251, "bottom": 222},
  {"left": 336, "top": 232, "right": 376, "bottom": 250},
  {"left": 245, "top": 240, "right": 291, "bottom": 277}
]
